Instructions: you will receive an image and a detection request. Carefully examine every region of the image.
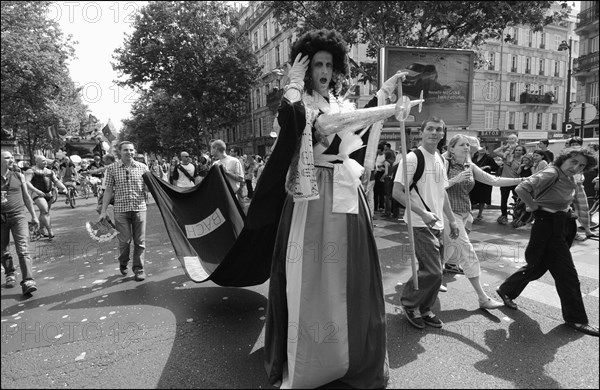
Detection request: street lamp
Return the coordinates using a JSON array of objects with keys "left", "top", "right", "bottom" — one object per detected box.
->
[{"left": 558, "top": 38, "right": 572, "bottom": 134}]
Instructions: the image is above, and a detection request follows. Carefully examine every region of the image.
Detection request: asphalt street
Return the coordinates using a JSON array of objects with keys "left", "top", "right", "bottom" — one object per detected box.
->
[{"left": 1, "top": 189, "right": 598, "bottom": 388}]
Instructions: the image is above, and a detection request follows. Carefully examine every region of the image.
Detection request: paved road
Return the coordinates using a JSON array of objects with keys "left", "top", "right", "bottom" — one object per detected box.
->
[{"left": 1, "top": 189, "right": 598, "bottom": 388}]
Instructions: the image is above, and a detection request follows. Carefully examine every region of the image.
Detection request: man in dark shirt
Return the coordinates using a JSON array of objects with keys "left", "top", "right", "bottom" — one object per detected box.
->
[{"left": 538, "top": 139, "right": 554, "bottom": 163}]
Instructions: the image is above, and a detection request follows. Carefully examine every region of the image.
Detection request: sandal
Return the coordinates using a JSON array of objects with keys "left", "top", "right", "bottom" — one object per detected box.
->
[{"left": 566, "top": 322, "right": 599, "bottom": 337}]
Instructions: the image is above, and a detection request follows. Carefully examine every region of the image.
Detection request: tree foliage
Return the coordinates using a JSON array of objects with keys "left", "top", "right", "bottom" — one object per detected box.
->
[
  {"left": 268, "top": 1, "right": 570, "bottom": 83},
  {"left": 121, "top": 88, "right": 201, "bottom": 157},
  {"left": 1, "top": 1, "right": 88, "bottom": 160},
  {"left": 113, "top": 1, "right": 261, "bottom": 153}
]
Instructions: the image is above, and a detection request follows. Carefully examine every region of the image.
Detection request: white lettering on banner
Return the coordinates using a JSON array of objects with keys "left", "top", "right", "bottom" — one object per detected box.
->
[{"left": 185, "top": 209, "right": 225, "bottom": 239}]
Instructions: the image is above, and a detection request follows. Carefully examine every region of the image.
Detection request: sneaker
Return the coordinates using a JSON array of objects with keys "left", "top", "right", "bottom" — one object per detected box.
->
[
  {"left": 422, "top": 313, "right": 443, "bottom": 328},
  {"left": 479, "top": 297, "right": 504, "bottom": 310},
  {"left": 119, "top": 265, "right": 128, "bottom": 276},
  {"left": 6, "top": 275, "right": 16, "bottom": 288},
  {"left": 439, "top": 284, "right": 448, "bottom": 292},
  {"left": 403, "top": 308, "right": 425, "bottom": 329},
  {"left": 134, "top": 270, "right": 146, "bottom": 281},
  {"left": 444, "top": 263, "right": 465, "bottom": 274},
  {"left": 21, "top": 280, "right": 37, "bottom": 295},
  {"left": 497, "top": 215, "right": 508, "bottom": 225}
]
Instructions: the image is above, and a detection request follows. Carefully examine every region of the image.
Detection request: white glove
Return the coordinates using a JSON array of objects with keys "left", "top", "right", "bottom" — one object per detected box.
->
[
  {"left": 380, "top": 71, "right": 408, "bottom": 97},
  {"left": 287, "top": 53, "right": 310, "bottom": 88}
]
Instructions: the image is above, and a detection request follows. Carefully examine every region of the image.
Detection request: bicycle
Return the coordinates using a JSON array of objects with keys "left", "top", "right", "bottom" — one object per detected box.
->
[
  {"left": 79, "top": 175, "right": 93, "bottom": 200},
  {"left": 64, "top": 183, "right": 77, "bottom": 208}
]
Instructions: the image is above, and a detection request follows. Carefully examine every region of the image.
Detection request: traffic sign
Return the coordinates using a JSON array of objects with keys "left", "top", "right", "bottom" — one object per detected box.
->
[{"left": 570, "top": 103, "right": 597, "bottom": 124}]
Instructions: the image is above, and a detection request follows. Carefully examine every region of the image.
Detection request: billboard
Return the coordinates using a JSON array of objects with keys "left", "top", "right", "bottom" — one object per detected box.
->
[{"left": 379, "top": 46, "right": 475, "bottom": 127}]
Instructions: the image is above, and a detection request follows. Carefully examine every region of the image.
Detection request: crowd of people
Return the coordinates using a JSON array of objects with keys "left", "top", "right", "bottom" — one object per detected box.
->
[{"left": 1, "top": 27, "right": 599, "bottom": 389}]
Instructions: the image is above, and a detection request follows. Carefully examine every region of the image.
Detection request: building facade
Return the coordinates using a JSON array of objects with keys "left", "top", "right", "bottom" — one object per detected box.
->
[
  {"left": 573, "top": 0, "right": 599, "bottom": 138},
  {"left": 471, "top": 9, "right": 579, "bottom": 150},
  {"left": 232, "top": 2, "right": 585, "bottom": 155}
]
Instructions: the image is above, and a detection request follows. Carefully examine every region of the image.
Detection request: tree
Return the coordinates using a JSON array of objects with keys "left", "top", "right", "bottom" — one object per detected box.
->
[
  {"left": 121, "top": 88, "right": 201, "bottom": 157},
  {"left": 113, "top": 1, "right": 261, "bottom": 150},
  {"left": 268, "top": 1, "right": 570, "bottom": 83},
  {"left": 1, "top": 1, "right": 88, "bottom": 161}
]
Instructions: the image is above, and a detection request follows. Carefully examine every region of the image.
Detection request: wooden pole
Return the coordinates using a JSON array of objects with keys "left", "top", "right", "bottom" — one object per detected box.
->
[{"left": 397, "top": 80, "right": 419, "bottom": 290}]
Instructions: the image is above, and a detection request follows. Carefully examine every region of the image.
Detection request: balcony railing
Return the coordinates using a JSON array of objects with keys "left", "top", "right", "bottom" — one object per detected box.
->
[
  {"left": 522, "top": 123, "right": 529, "bottom": 129},
  {"left": 577, "top": 5, "right": 599, "bottom": 29},
  {"left": 551, "top": 123, "right": 557, "bottom": 130},
  {"left": 573, "top": 52, "right": 599, "bottom": 73},
  {"left": 525, "top": 68, "right": 531, "bottom": 74},
  {"left": 508, "top": 124, "right": 515, "bottom": 130},
  {"left": 539, "top": 70, "right": 544, "bottom": 76},
  {"left": 520, "top": 92, "right": 555, "bottom": 105},
  {"left": 511, "top": 67, "right": 517, "bottom": 73}
]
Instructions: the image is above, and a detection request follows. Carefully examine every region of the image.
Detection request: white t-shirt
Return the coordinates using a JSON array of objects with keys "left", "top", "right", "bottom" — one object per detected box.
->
[
  {"left": 214, "top": 155, "right": 243, "bottom": 192},
  {"left": 394, "top": 146, "right": 448, "bottom": 229},
  {"left": 175, "top": 163, "right": 196, "bottom": 188}
]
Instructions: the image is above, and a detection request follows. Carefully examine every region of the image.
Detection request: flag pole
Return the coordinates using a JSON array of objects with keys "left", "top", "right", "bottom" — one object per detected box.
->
[{"left": 397, "top": 80, "right": 419, "bottom": 290}]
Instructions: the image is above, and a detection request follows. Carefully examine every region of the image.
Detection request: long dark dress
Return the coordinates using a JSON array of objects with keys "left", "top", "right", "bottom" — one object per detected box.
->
[
  {"left": 264, "top": 93, "right": 388, "bottom": 389},
  {"left": 469, "top": 152, "right": 499, "bottom": 205}
]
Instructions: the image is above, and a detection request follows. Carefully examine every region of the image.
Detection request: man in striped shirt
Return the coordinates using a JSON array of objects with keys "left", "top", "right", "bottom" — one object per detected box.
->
[{"left": 99, "top": 141, "right": 150, "bottom": 282}]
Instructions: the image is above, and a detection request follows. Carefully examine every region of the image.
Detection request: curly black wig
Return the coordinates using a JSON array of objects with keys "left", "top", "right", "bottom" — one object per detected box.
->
[{"left": 290, "top": 29, "right": 349, "bottom": 97}]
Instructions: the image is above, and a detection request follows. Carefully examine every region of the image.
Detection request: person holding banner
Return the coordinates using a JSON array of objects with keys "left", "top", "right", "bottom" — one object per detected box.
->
[
  {"left": 392, "top": 117, "right": 460, "bottom": 330},
  {"left": 263, "top": 29, "right": 405, "bottom": 389}
]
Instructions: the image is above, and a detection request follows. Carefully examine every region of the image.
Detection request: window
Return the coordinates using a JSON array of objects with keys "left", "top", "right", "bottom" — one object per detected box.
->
[
  {"left": 538, "top": 84, "right": 543, "bottom": 95},
  {"left": 484, "top": 81, "right": 495, "bottom": 101},
  {"left": 536, "top": 113, "right": 543, "bottom": 129},
  {"left": 275, "top": 45, "right": 280, "bottom": 67},
  {"left": 590, "top": 81, "right": 599, "bottom": 107},
  {"left": 485, "top": 111, "right": 494, "bottom": 130},
  {"left": 509, "top": 112, "right": 515, "bottom": 129},
  {"left": 509, "top": 82, "right": 517, "bottom": 101},
  {"left": 263, "top": 23, "right": 268, "bottom": 43},
  {"left": 255, "top": 88, "right": 260, "bottom": 109},
  {"left": 511, "top": 55, "right": 518, "bottom": 72},
  {"left": 539, "top": 58, "right": 544, "bottom": 75},
  {"left": 525, "top": 57, "right": 531, "bottom": 73},
  {"left": 528, "top": 30, "right": 533, "bottom": 47},
  {"left": 540, "top": 32, "right": 546, "bottom": 49},
  {"left": 554, "top": 86, "right": 560, "bottom": 104},
  {"left": 554, "top": 35, "right": 561, "bottom": 51},
  {"left": 512, "top": 27, "right": 519, "bottom": 44},
  {"left": 551, "top": 113, "right": 558, "bottom": 130},
  {"left": 554, "top": 60, "right": 560, "bottom": 77},
  {"left": 522, "top": 112, "right": 529, "bottom": 129},
  {"left": 488, "top": 52, "right": 495, "bottom": 70},
  {"left": 253, "top": 31, "right": 258, "bottom": 51},
  {"left": 274, "top": 19, "right": 280, "bottom": 34}
]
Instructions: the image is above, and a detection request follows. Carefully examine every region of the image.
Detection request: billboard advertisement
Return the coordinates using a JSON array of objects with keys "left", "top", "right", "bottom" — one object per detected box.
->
[{"left": 379, "top": 46, "right": 475, "bottom": 127}]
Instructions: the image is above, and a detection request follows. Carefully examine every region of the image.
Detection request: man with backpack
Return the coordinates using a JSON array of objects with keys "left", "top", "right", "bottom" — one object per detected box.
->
[
  {"left": 171, "top": 151, "right": 198, "bottom": 188},
  {"left": 392, "top": 116, "right": 459, "bottom": 330}
]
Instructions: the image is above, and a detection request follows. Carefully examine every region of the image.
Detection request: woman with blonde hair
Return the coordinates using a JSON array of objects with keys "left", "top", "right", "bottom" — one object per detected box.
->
[{"left": 442, "top": 134, "right": 524, "bottom": 309}]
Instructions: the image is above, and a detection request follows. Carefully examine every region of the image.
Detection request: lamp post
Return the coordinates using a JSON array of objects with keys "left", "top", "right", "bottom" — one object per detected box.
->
[{"left": 558, "top": 38, "right": 572, "bottom": 135}]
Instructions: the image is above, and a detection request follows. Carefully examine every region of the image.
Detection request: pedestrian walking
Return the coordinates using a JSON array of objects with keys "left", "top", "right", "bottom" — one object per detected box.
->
[
  {"left": 496, "top": 147, "right": 599, "bottom": 337},
  {"left": 393, "top": 116, "right": 459, "bottom": 330},
  {"left": 98, "top": 141, "right": 150, "bottom": 282},
  {"left": 1, "top": 151, "right": 40, "bottom": 294}
]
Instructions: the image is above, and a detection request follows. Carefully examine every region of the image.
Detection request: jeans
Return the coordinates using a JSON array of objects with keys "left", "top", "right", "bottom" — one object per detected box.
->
[
  {"left": 1, "top": 212, "right": 34, "bottom": 281},
  {"left": 114, "top": 211, "right": 146, "bottom": 273},
  {"left": 500, "top": 185, "right": 517, "bottom": 216},
  {"left": 499, "top": 210, "right": 588, "bottom": 324},
  {"left": 400, "top": 227, "right": 444, "bottom": 313}
]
